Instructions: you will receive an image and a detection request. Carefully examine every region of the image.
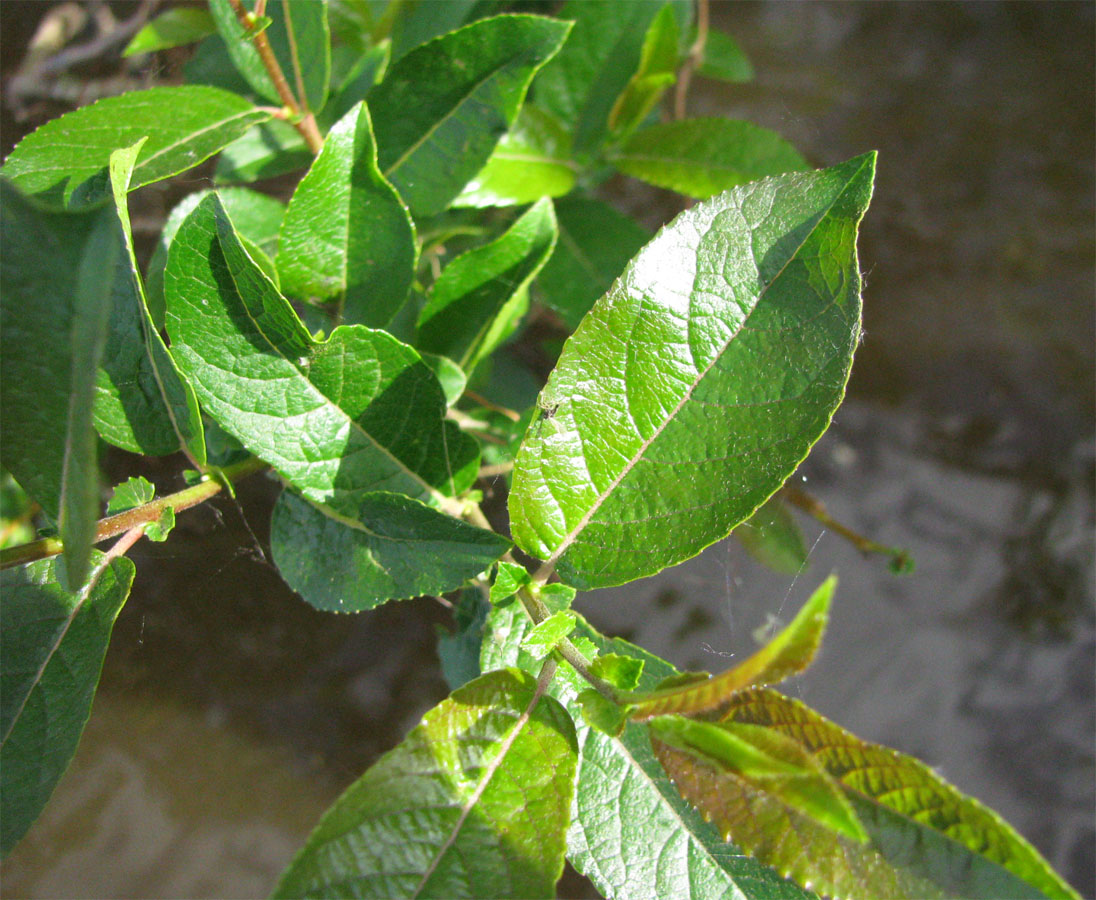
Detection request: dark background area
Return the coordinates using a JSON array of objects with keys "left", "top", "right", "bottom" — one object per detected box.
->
[{"left": 1, "top": 2, "right": 1093, "bottom": 898}]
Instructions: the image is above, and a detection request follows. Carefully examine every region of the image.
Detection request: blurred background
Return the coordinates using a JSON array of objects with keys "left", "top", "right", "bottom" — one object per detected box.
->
[{"left": 2, "top": 2, "right": 1093, "bottom": 898}]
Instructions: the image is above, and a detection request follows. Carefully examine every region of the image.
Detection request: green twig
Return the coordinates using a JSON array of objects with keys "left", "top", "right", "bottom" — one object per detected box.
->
[{"left": 0, "top": 456, "right": 269, "bottom": 571}]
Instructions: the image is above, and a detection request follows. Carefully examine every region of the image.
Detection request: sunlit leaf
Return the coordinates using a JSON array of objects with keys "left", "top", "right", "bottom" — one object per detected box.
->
[
  {"left": 510, "top": 154, "right": 875, "bottom": 589},
  {"left": 628, "top": 576, "right": 835, "bottom": 721},
  {"left": 610, "top": 118, "right": 808, "bottom": 199},
  {"left": 1, "top": 87, "right": 270, "bottom": 209},
  {"left": 417, "top": 198, "right": 557, "bottom": 371},
  {"left": 369, "top": 14, "right": 571, "bottom": 216},
  {"left": 273, "top": 668, "right": 578, "bottom": 899},
  {"left": 278, "top": 102, "right": 416, "bottom": 328},
  {"left": 93, "top": 142, "right": 206, "bottom": 463},
  {"left": 608, "top": 4, "right": 680, "bottom": 139},
  {"left": 165, "top": 193, "right": 478, "bottom": 515},
  {"left": 124, "top": 7, "right": 216, "bottom": 56}
]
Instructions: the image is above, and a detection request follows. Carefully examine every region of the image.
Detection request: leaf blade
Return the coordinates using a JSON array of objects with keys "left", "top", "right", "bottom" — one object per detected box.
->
[
  {"left": 417, "top": 198, "right": 557, "bottom": 371},
  {"left": 277, "top": 102, "right": 417, "bottom": 328},
  {"left": 270, "top": 489, "right": 509, "bottom": 612},
  {"left": 164, "top": 193, "right": 478, "bottom": 514},
  {"left": 610, "top": 118, "right": 808, "bottom": 199},
  {"left": 369, "top": 14, "right": 572, "bottom": 216},
  {"left": 273, "top": 668, "right": 578, "bottom": 899},
  {"left": 93, "top": 141, "right": 207, "bottom": 462},
  {"left": 510, "top": 153, "right": 876, "bottom": 589},
  {"left": 1, "top": 86, "right": 271, "bottom": 209},
  {"left": 0, "top": 554, "right": 135, "bottom": 856},
  {"left": 0, "top": 183, "right": 119, "bottom": 587}
]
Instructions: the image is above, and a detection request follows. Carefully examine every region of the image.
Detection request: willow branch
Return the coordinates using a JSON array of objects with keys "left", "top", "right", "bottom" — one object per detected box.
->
[
  {"left": 0, "top": 456, "right": 269, "bottom": 571},
  {"left": 225, "top": 0, "right": 323, "bottom": 153},
  {"left": 674, "top": 0, "right": 709, "bottom": 120}
]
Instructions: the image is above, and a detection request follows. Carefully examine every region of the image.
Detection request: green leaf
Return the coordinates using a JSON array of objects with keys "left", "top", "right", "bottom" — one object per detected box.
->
[
  {"left": 369, "top": 14, "right": 572, "bottom": 216},
  {"left": 144, "top": 505, "right": 175, "bottom": 542},
  {"left": 146, "top": 186, "right": 286, "bottom": 327},
  {"left": 93, "top": 142, "right": 207, "bottom": 463},
  {"left": 666, "top": 687, "right": 1079, "bottom": 900},
  {"left": 1, "top": 86, "right": 271, "bottom": 210},
  {"left": 453, "top": 106, "right": 576, "bottom": 209},
  {"left": 183, "top": 33, "right": 256, "bottom": 96},
  {"left": 590, "top": 654, "right": 645, "bottom": 692},
  {"left": 522, "top": 610, "right": 577, "bottom": 659},
  {"left": 609, "top": 118, "right": 809, "bottom": 199},
  {"left": 417, "top": 198, "right": 557, "bottom": 371},
  {"left": 388, "top": 0, "right": 488, "bottom": 61},
  {"left": 105, "top": 476, "right": 155, "bottom": 514},
  {"left": 164, "top": 193, "right": 478, "bottom": 514},
  {"left": 273, "top": 668, "right": 578, "bottom": 899},
  {"left": 697, "top": 28, "right": 754, "bottom": 83},
  {"left": 577, "top": 689, "right": 629, "bottom": 737},
  {"left": 509, "top": 153, "right": 876, "bottom": 589},
  {"left": 213, "top": 119, "right": 313, "bottom": 185},
  {"left": 123, "top": 7, "right": 217, "bottom": 56},
  {"left": 608, "top": 4, "right": 679, "bottom": 139},
  {"left": 0, "top": 554, "right": 136, "bottom": 856},
  {"left": 533, "top": 0, "right": 682, "bottom": 155},
  {"left": 436, "top": 588, "right": 488, "bottom": 690},
  {"left": 536, "top": 196, "right": 650, "bottom": 331},
  {"left": 0, "top": 183, "right": 119, "bottom": 588},
  {"left": 628, "top": 576, "right": 835, "bottom": 721},
  {"left": 278, "top": 102, "right": 417, "bottom": 328},
  {"left": 419, "top": 352, "right": 467, "bottom": 407},
  {"left": 734, "top": 493, "right": 809, "bottom": 574},
  {"left": 490, "top": 560, "right": 531, "bottom": 606},
  {"left": 481, "top": 601, "right": 815, "bottom": 900},
  {"left": 209, "top": 0, "right": 330, "bottom": 113},
  {"left": 536, "top": 582, "right": 577, "bottom": 614},
  {"left": 323, "top": 41, "right": 390, "bottom": 127},
  {"left": 270, "top": 489, "right": 509, "bottom": 612},
  {"left": 648, "top": 714, "right": 867, "bottom": 843}
]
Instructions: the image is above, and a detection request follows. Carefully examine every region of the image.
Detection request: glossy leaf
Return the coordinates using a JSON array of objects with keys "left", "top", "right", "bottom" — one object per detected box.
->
[
  {"left": 0, "top": 183, "right": 118, "bottom": 589},
  {"left": 213, "top": 119, "right": 312, "bottom": 184},
  {"left": 0, "top": 554, "right": 135, "bottom": 856},
  {"left": 165, "top": 193, "right": 478, "bottom": 514},
  {"left": 609, "top": 118, "right": 808, "bottom": 199},
  {"left": 278, "top": 102, "right": 416, "bottom": 328},
  {"left": 369, "top": 14, "right": 572, "bottom": 216},
  {"left": 590, "top": 654, "right": 645, "bottom": 692},
  {"left": 123, "top": 7, "right": 216, "bottom": 56},
  {"left": 145, "top": 186, "right": 286, "bottom": 327},
  {"left": 628, "top": 576, "right": 835, "bottom": 721},
  {"left": 93, "top": 142, "right": 206, "bottom": 463},
  {"left": 453, "top": 106, "right": 576, "bottom": 209},
  {"left": 660, "top": 687, "right": 1078, "bottom": 900},
  {"left": 273, "top": 668, "right": 578, "bottom": 899},
  {"left": 698, "top": 28, "right": 754, "bottom": 83},
  {"left": 481, "top": 601, "right": 816, "bottom": 900},
  {"left": 536, "top": 196, "right": 650, "bottom": 331},
  {"left": 209, "top": 0, "right": 330, "bottom": 112},
  {"left": 510, "top": 154, "right": 876, "bottom": 589},
  {"left": 270, "top": 489, "right": 508, "bottom": 612},
  {"left": 1, "top": 86, "right": 270, "bottom": 209},
  {"left": 534, "top": 0, "right": 683, "bottom": 155},
  {"left": 648, "top": 714, "right": 867, "bottom": 843},
  {"left": 734, "top": 493, "right": 809, "bottom": 575},
  {"left": 608, "top": 4, "right": 680, "bottom": 139},
  {"left": 417, "top": 198, "right": 557, "bottom": 371}
]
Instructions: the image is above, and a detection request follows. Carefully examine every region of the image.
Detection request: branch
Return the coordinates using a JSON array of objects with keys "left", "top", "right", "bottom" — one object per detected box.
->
[
  {"left": 0, "top": 456, "right": 269, "bottom": 571},
  {"left": 674, "top": 0, "right": 709, "bottom": 120},
  {"left": 225, "top": 0, "right": 323, "bottom": 153}
]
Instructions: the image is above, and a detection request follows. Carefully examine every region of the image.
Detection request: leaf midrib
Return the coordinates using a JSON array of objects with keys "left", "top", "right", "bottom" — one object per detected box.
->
[{"left": 538, "top": 157, "right": 870, "bottom": 576}]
